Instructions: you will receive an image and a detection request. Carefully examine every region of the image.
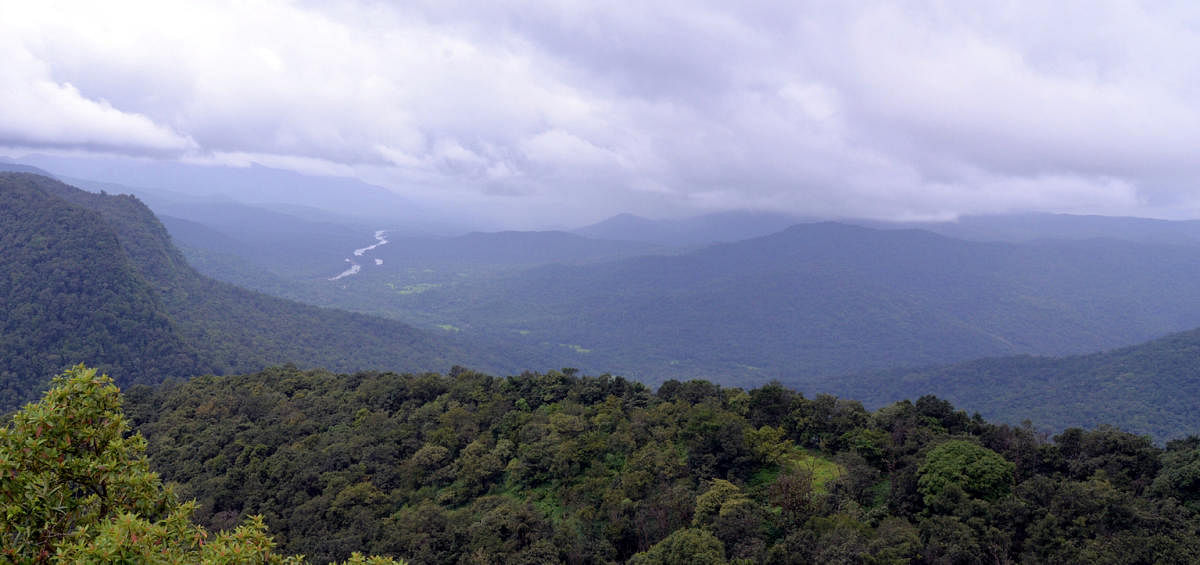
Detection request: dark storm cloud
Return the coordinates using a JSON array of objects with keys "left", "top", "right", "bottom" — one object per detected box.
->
[{"left": 3, "top": 1, "right": 1200, "bottom": 225}]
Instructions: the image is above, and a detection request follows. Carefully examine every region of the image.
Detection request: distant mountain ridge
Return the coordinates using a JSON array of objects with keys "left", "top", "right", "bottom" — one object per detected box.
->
[
  {"left": 579, "top": 208, "right": 1200, "bottom": 249},
  {"left": 389, "top": 221, "right": 1200, "bottom": 387},
  {"left": 863, "top": 212, "right": 1200, "bottom": 246},
  {"left": 8, "top": 153, "right": 481, "bottom": 234},
  {"left": 573, "top": 210, "right": 807, "bottom": 246},
  {"left": 0, "top": 161, "right": 54, "bottom": 176},
  {"left": 824, "top": 325, "right": 1200, "bottom": 441},
  {"left": 10, "top": 169, "right": 1200, "bottom": 439}
]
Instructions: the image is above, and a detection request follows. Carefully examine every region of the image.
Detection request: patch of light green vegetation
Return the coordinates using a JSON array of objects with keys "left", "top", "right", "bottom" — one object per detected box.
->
[
  {"left": 392, "top": 283, "right": 440, "bottom": 295},
  {"left": 787, "top": 449, "right": 844, "bottom": 493},
  {"left": 498, "top": 484, "right": 567, "bottom": 524},
  {"left": 747, "top": 449, "right": 843, "bottom": 494},
  {"left": 560, "top": 343, "right": 592, "bottom": 354},
  {"left": 436, "top": 324, "right": 461, "bottom": 332}
]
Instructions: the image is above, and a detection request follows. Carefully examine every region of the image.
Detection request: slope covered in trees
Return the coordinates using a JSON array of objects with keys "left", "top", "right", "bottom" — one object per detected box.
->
[
  {"left": 126, "top": 365, "right": 1200, "bottom": 564},
  {"left": 0, "top": 173, "right": 205, "bottom": 407},
  {"left": 0, "top": 173, "right": 531, "bottom": 410},
  {"left": 825, "top": 326, "right": 1200, "bottom": 441}
]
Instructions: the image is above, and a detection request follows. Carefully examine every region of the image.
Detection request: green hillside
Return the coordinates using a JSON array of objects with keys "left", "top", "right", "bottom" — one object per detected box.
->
[
  {"left": 0, "top": 173, "right": 527, "bottom": 409},
  {"left": 0, "top": 173, "right": 205, "bottom": 407}
]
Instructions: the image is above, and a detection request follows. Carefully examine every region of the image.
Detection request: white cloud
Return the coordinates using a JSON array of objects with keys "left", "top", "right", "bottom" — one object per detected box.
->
[
  {"left": 839, "top": 3, "right": 1200, "bottom": 178},
  {"left": 521, "top": 129, "right": 622, "bottom": 169},
  {"left": 3, "top": 1, "right": 1200, "bottom": 224},
  {"left": 0, "top": 33, "right": 193, "bottom": 154}
]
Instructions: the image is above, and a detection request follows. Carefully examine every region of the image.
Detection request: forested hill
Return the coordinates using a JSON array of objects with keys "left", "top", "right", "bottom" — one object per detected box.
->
[
  {"left": 0, "top": 173, "right": 517, "bottom": 409},
  {"left": 0, "top": 174, "right": 205, "bottom": 406},
  {"left": 125, "top": 365, "right": 1200, "bottom": 564},
  {"left": 824, "top": 326, "right": 1200, "bottom": 442}
]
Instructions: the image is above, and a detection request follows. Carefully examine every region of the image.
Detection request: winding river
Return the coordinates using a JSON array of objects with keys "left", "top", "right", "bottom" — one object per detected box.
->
[{"left": 329, "top": 230, "right": 388, "bottom": 280}]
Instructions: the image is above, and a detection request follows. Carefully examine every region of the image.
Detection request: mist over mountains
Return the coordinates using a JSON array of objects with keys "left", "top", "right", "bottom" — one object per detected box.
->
[
  {"left": 10, "top": 159, "right": 1200, "bottom": 564},
  {"left": 9, "top": 161, "right": 1200, "bottom": 440}
]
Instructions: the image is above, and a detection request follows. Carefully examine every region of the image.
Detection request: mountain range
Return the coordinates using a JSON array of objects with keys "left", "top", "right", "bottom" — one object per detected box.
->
[
  {"left": 373, "top": 222, "right": 1200, "bottom": 386},
  {"left": 10, "top": 163, "right": 1200, "bottom": 439},
  {"left": 0, "top": 172, "right": 543, "bottom": 409}
]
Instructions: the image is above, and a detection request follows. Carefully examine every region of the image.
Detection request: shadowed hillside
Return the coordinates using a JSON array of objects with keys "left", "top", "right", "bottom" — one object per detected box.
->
[{"left": 0, "top": 173, "right": 527, "bottom": 409}]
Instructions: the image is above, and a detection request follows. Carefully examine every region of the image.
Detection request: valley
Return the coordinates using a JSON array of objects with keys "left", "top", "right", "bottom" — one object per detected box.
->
[
  {"left": 7, "top": 163, "right": 1200, "bottom": 563},
  {"left": 6, "top": 6, "right": 1199, "bottom": 563}
]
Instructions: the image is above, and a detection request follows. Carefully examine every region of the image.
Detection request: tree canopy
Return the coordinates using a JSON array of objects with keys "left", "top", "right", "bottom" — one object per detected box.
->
[
  {"left": 124, "top": 368, "right": 1200, "bottom": 564},
  {"left": 0, "top": 365, "right": 404, "bottom": 564}
]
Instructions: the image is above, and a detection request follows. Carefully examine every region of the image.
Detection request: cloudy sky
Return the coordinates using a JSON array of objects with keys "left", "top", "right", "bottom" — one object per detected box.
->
[{"left": 3, "top": 1, "right": 1199, "bottom": 226}]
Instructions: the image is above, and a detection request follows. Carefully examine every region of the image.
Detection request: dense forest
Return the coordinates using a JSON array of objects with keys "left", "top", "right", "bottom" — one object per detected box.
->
[
  {"left": 120, "top": 365, "right": 1200, "bottom": 564},
  {"left": 0, "top": 173, "right": 206, "bottom": 405},
  {"left": 0, "top": 366, "right": 404, "bottom": 564}
]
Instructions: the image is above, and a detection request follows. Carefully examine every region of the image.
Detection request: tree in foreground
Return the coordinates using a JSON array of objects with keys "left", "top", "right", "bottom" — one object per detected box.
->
[{"left": 0, "top": 365, "right": 404, "bottom": 564}]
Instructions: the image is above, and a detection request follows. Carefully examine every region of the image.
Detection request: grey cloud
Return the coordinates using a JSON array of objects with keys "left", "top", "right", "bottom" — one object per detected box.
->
[{"left": 3, "top": 1, "right": 1200, "bottom": 225}]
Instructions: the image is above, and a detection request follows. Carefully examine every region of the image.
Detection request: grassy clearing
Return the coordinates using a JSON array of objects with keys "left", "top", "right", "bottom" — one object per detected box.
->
[
  {"left": 748, "top": 448, "right": 844, "bottom": 494},
  {"left": 790, "top": 450, "right": 843, "bottom": 493},
  {"left": 387, "top": 282, "right": 441, "bottom": 295}
]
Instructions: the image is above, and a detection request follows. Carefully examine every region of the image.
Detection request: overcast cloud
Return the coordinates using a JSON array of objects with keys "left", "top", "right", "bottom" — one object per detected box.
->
[{"left": 2, "top": 1, "right": 1199, "bottom": 226}]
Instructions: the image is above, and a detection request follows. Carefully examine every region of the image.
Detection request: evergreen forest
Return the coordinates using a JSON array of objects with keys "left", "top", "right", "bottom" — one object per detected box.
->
[
  {"left": 8, "top": 365, "right": 1200, "bottom": 564},
  {"left": 7, "top": 170, "right": 1200, "bottom": 563}
]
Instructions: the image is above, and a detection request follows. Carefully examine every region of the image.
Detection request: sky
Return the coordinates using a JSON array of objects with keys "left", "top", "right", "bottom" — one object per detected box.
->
[{"left": 2, "top": 1, "right": 1200, "bottom": 227}]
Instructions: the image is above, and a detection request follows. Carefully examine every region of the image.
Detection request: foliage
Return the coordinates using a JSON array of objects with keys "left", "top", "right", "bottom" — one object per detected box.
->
[
  {"left": 123, "top": 365, "right": 1200, "bottom": 564},
  {"left": 917, "top": 440, "right": 1014, "bottom": 505},
  {"left": 0, "top": 365, "right": 405, "bottom": 564},
  {"left": 628, "top": 528, "right": 726, "bottom": 565},
  {"left": 1, "top": 365, "right": 175, "bottom": 561},
  {"left": 0, "top": 173, "right": 204, "bottom": 409}
]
